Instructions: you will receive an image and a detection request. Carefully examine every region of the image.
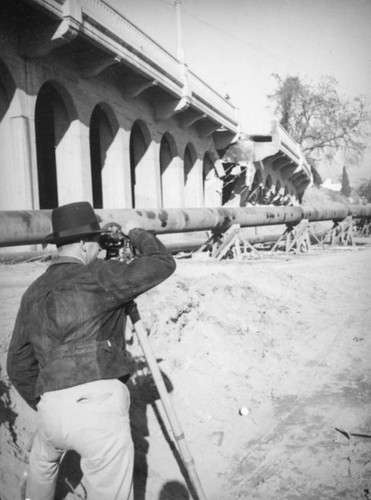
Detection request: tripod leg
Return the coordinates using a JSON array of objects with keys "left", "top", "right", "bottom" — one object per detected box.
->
[{"left": 125, "top": 302, "right": 207, "bottom": 500}]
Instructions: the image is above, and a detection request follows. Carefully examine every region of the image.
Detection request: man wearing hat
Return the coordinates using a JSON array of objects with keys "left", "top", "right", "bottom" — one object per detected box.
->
[{"left": 7, "top": 201, "right": 176, "bottom": 500}]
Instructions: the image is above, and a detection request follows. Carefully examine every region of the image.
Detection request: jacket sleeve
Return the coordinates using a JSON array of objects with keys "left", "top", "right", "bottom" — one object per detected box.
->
[
  {"left": 6, "top": 307, "right": 40, "bottom": 411},
  {"left": 94, "top": 228, "right": 176, "bottom": 303}
]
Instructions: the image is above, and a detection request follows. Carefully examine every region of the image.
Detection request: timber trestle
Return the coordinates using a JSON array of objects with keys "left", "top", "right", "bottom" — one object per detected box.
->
[
  {"left": 194, "top": 213, "right": 368, "bottom": 260},
  {"left": 196, "top": 224, "right": 261, "bottom": 261},
  {"left": 270, "top": 219, "right": 312, "bottom": 254},
  {"left": 356, "top": 216, "right": 371, "bottom": 237},
  {"left": 320, "top": 216, "right": 354, "bottom": 247}
]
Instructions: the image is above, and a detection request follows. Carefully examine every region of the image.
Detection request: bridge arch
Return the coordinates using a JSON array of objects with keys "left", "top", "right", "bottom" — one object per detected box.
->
[
  {"left": 184, "top": 143, "right": 199, "bottom": 206},
  {"left": 35, "top": 81, "right": 78, "bottom": 208},
  {"left": 90, "top": 103, "right": 121, "bottom": 208},
  {"left": 160, "top": 132, "right": 181, "bottom": 207},
  {"left": 203, "top": 152, "right": 221, "bottom": 206},
  {"left": 129, "top": 120, "right": 152, "bottom": 207}
]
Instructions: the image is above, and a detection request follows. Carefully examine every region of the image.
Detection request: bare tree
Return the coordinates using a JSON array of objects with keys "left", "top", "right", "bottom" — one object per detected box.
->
[
  {"left": 356, "top": 178, "right": 371, "bottom": 203},
  {"left": 269, "top": 75, "right": 370, "bottom": 180}
]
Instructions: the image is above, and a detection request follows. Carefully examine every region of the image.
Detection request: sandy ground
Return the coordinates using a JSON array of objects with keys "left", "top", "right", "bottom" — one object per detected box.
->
[{"left": 1, "top": 242, "right": 371, "bottom": 500}]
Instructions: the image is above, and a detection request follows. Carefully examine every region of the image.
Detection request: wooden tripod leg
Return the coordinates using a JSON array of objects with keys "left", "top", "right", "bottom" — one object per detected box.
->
[{"left": 125, "top": 302, "right": 207, "bottom": 500}]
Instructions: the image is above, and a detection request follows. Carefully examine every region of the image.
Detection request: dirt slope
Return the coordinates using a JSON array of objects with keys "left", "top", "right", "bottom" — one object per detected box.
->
[{"left": 1, "top": 244, "right": 371, "bottom": 500}]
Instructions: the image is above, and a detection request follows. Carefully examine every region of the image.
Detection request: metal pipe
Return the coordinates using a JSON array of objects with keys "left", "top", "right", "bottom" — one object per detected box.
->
[
  {"left": 0, "top": 205, "right": 370, "bottom": 248},
  {"left": 0, "top": 226, "right": 334, "bottom": 260}
]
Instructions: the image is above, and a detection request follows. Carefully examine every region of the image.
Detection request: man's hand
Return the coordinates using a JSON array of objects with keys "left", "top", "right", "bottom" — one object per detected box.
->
[{"left": 122, "top": 220, "right": 142, "bottom": 236}]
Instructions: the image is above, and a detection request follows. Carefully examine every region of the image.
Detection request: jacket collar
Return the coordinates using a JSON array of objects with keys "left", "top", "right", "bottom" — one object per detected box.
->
[{"left": 50, "top": 255, "right": 86, "bottom": 266}]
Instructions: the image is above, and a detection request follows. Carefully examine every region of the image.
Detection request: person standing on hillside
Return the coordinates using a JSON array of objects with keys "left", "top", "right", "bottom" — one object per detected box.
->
[{"left": 6, "top": 201, "right": 176, "bottom": 500}]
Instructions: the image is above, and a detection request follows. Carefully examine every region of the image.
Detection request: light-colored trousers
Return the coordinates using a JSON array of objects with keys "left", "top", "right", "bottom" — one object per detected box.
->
[{"left": 26, "top": 379, "right": 134, "bottom": 500}]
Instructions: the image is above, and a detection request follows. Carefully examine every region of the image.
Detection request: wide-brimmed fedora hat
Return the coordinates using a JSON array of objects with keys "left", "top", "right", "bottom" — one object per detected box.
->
[{"left": 43, "top": 201, "right": 105, "bottom": 245}]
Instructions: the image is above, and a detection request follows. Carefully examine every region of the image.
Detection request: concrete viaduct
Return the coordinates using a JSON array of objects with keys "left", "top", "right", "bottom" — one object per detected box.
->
[{"left": 0, "top": 0, "right": 312, "bottom": 219}]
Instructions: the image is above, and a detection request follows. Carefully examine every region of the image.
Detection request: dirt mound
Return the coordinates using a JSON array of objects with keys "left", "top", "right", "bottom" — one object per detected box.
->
[
  {"left": 1, "top": 247, "right": 371, "bottom": 499},
  {"left": 302, "top": 185, "right": 350, "bottom": 206}
]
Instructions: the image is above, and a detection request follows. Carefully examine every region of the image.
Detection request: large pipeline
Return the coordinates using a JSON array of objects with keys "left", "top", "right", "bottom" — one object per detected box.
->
[{"left": 0, "top": 204, "right": 370, "bottom": 247}]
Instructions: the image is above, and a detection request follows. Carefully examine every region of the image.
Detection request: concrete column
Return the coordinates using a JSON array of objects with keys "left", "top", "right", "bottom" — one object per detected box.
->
[
  {"left": 1, "top": 83, "right": 38, "bottom": 210},
  {"left": 77, "top": 120, "right": 94, "bottom": 203},
  {"left": 135, "top": 141, "right": 158, "bottom": 208},
  {"left": 102, "top": 128, "right": 127, "bottom": 208},
  {"left": 204, "top": 168, "right": 222, "bottom": 207},
  {"left": 118, "top": 128, "right": 132, "bottom": 208},
  {"left": 185, "top": 157, "right": 203, "bottom": 207},
  {"left": 162, "top": 156, "right": 184, "bottom": 208},
  {"left": 10, "top": 115, "right": 35, "bottom": 209},
  {"left": 56, "top": 118, "right": 88, "bottom": 205}
]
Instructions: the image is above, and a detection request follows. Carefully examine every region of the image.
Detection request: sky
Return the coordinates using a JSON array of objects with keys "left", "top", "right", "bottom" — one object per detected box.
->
[{"left": 109, "top": 0, "right": 371, "bottom": 184}]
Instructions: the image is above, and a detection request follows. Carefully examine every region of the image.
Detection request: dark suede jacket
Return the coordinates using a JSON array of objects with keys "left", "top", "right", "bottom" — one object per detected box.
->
[{"left": 7, "top": 228, "right": 176, "bottom": 410}]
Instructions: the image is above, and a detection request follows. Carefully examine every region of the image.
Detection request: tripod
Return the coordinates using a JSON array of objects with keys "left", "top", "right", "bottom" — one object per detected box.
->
[{"left": 125, "top": 301, "right": 207, "bottom": 500}]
